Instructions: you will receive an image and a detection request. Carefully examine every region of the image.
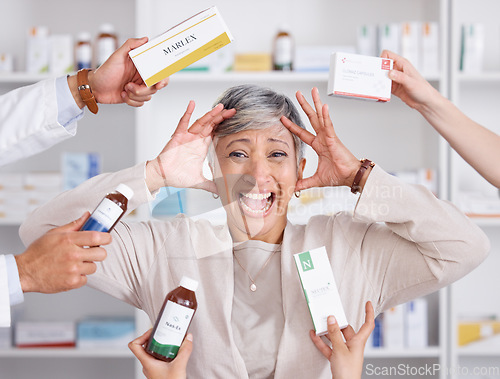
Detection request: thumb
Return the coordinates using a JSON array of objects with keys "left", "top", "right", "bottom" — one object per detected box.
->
[
  {"left": 174, "top": 334, "right": 193, "bottom": 367},
  {"left": 327, "top": 316, "right": 347, "bottom": 351},
  {"left": 388, "top": 69, "right": 409, "bottom": 86},
  {"left": 54, "top": 212, "right": 90, "bottom": 232},
  {"left": 122, "top": 37, "right": 149, "bottom": 52}
]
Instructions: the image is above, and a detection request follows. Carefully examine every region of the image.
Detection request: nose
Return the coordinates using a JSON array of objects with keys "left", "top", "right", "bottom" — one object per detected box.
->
[{"left": 248, "top": 157, "right": 272, "bottom": 187}]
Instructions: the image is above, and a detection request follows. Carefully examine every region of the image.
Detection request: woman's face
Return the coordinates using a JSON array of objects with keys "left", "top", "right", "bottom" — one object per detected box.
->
[{"left": 213, "top": 125, "right": 305, "bottom": 243}]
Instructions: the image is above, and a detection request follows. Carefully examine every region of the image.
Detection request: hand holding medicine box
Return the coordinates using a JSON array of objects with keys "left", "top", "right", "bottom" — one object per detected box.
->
[
  {"left": 294, "top": 247, "right": 348, "bottom": 335},
  {"left": 328, "top": 52, "right": 393, "bottom": 102},
  {"left": 129, "top": 6, "right": 234, "bottom": 87}
]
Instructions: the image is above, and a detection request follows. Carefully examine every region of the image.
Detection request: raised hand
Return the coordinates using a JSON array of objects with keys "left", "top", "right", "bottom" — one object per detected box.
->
[
  {"left": 381, "top": 50, "right": 441, "bottom": 111},
  {"left": 145, "top": 101, "right": 236, "bottom": 194},
  {"left": 89, "top": 37, "right": 170, "bottom": 107},
  {"left": 281, "top": 88, "right": 362, "bottom": 192},
  {"left": 310, "top": 301, "right": 375, "bottom": 379}
]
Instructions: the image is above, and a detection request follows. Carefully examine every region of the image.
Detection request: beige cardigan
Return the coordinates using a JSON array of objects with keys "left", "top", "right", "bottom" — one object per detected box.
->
[{"left": 20, "top": 163, "right": 489, "bottom": 379}]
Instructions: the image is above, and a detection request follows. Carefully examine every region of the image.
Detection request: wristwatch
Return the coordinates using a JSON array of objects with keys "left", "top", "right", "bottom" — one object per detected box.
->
[
  {"left": 76, "top": 69, "right": 99, "bottom": 114},
  {"left": 351, "top": 159, "right": 375, "bottom": 194}
]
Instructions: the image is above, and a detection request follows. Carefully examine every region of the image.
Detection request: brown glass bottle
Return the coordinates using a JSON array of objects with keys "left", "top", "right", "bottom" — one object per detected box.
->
[
  {"left": 80, "top": 183, "right": 134, "bottom": 233},
  {"left": 146, "top": 276, "right": 198, "bottom": 362},
  {"left": 272, "top": 24, "right": 294, "bottom": 71}
]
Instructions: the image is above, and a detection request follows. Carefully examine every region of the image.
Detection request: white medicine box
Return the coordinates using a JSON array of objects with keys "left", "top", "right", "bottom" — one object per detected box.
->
[{"left": 328, "top": 52, "right": 393, "bottom": 102}]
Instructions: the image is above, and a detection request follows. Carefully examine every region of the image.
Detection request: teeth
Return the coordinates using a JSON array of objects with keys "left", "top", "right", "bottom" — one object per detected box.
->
[
  {"left": 243, "top": 192, "right": 272, "bottom": 200},
  {"left": 239, "top": 196, "right": 273, "bottom": 214}
]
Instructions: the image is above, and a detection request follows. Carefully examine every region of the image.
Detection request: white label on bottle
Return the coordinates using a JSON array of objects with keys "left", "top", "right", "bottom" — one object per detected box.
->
[
  {"left": 88, "top": 198, "right": 123, "bottom": 230},
  {"left": 76, "top": 44, "right": 92, "bottom": 66},
  {"left": 275, "top": 36, "right": 293, "bottom": 66},
  {"left": 153, "top": 301, "right": 194, "bottom": 347},
  {"left": 98, "top": 37, "right": 115, "bottom": 66}
]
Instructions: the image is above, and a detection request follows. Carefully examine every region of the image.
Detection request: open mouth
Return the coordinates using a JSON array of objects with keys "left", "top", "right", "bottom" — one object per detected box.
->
[{"left": 238, "top": 191, "right": 276, "bottom": 216}]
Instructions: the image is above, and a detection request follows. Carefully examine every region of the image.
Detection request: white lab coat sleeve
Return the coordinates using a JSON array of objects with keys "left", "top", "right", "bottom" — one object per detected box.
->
[
  {"left": 0, "top": 78, "right": 81, "bottom": 166},
  {"left": 0, "top": 255, "right": 10, "bottom": 327}
]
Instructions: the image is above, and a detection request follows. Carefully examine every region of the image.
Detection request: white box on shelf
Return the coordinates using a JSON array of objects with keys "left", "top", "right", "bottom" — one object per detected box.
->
[
  {"left": 0, "top": 53, "right": 14, "bottom": 73},
  {"left": 405, "top": 298, "right": 428, "bottom": 348},
  {"left": 0, "top": 327, "right": 12, "bottom": 348},
  {"left": 0, "top": 173, "right": 24, "bottom": 190},
  {"left": 294, "top": 246, "right": 348, "bottom": 336},
  {"left": 24, "top": 172, "right": 62, "bottom": 191},
  {"left": 294, "top": 46, "right": 355, "bottom": 72},
  {"left": 129, "top": 6, "right": 234, "bottom": 87},
  {"left": 50, "top": 35, "right": 74, "bottom": 75},
  {"left": 460, "top": 23, "right": 485, "bottom": 73},
  {"left": 357, "top": 25, "right": 378, "bottom": 57},
  {"left": 15, "top": 322, "right": 76, "bottom": 348},
  {"left": 378, "top": 23, "right": 401, "bottom": 55},
  {"left": 401, "top": 22, "right": 421, "bottom": 70},
  {"left": 62, "top": 153, "right": 101, "bottom": 190},
  {"left": 77, "top": 318, "right": 135, "bottom": 348},
  {"left": 421, "top": 22, "right": 440, "bottom": 77},
  {"left": 328, "top": 52, "right": 392, "bottom": 102},
  {"left": 383, "top": 305, "right": 405, "bottom": 348},
  {"left": 26, "top": 26, "right": 50, "bottom": 73}
]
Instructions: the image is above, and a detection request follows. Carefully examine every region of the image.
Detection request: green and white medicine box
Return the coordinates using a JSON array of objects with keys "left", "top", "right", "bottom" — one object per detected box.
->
[{"left": 294, "top": 247, "right": 348, "bottom": 335}]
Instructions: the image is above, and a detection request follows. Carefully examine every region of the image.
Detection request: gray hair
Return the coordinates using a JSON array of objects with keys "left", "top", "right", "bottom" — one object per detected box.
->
[{"left": 209, "top": 84, "right": 306, "bottom": 166}]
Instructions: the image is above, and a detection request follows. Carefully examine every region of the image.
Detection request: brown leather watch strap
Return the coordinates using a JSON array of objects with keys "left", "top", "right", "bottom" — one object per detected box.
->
[
  {"left": 351, "top": 159, "right": 375, "bottom": 194},
  {"left": 77, "top": 69, "right": 98, "bottom": 114}
]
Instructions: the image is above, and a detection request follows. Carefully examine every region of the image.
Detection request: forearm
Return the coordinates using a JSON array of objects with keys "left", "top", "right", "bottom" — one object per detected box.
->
[{"left": 417, "top": 95, "right": 500, "bottom": 187}]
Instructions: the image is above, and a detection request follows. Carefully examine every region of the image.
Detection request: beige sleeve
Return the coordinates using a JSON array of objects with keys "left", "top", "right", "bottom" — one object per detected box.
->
[{"left": 353, "top": 165, "right": 490, "bottom": 313}]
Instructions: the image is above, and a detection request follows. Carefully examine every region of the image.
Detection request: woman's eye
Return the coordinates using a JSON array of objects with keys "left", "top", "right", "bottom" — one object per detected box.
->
[
  {"left": 228, "top": 151, "right": 247, "bottom": 159},
  {"left": 270, "top": 151, "right": 287, "bottom": 158}
]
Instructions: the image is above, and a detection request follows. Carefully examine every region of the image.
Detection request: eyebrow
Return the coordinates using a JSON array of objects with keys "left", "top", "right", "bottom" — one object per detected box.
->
[{"left": 225, "top": 138, "right": 290, "bottom": 149}]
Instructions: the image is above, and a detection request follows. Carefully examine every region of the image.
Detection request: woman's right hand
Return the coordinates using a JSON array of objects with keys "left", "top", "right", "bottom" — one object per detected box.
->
[
  {"left": 145, "top": 101, "right": 235, "bottom": 194},
  {"left": 381, "top": 50, "right": 442, "bottom": 111}
]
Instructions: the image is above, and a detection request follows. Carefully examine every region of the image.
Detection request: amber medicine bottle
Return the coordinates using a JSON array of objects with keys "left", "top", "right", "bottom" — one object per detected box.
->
[
  {"left": 80, "top": 183, "right": 133, "bottom": 233},
  {"left": 273, "top": 24, "right": 293, "bottom": 71},
  {"left": 146, "top": 276, "right": 198, "bottom": 361}
]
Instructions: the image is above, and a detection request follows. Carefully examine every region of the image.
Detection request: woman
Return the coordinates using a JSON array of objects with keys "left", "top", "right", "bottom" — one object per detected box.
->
[{"left": 20, "top": 85, "right": 489, "bottom": 378}]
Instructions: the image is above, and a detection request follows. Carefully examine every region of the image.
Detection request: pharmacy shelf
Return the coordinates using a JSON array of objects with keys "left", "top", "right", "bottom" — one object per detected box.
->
[
  {"left": 457, "top": 72, "right": 500, "bottom": 83},
  {"left": 364, "top": 347, "right": 441, "bottom": 358},
  {"left": 0, "top": 348, "right": 133, "bottom": 358},
  {"left": 0, "top": 73, "right": 53, "bottom": 84},
  {"left": 0, "top": 71, "right": 441, "bottom": 86},
  {"left": 0, "top": 218, "right": 25, "bottom": 226},
  {"left": 469, "top": 216, "right": 500, "bottom": 227},
  {"left": 458, "top": 335, "right": 500, "bottom": 356}
]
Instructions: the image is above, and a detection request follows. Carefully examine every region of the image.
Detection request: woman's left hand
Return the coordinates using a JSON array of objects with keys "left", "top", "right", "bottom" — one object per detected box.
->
[{"left": 281, "top": 88, "right": 362, "bottom": 192}]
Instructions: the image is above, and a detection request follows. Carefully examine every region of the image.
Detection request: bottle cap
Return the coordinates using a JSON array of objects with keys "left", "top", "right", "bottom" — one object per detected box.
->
[
  {"left": 115, "top": 183, "right": 134, "bottom": 200},
  {"left": 99, "top": 23, "right": 115, "bottom": 34},
  {"left": 77, "top": 32, "right": 91, "bottom": 42},
  {"left": 180, "top": 276, "right": 198, "bottom": 292}
]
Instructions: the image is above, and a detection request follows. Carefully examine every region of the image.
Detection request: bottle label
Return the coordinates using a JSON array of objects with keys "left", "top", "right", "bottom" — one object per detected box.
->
[
  {"left": 274, "top": 36, "right": 293, "bottom": 68},
  {"left": 76, "top": 44, "right": 92, "bottom": 69},
  {"left": 81, "top": 198, "right": 123, "bottom": 232},
  {"left": 98, "top": 37, "right": 115, "bottom": 66},
  {"left": 150, "top": 301, "right": 194, "bottom": 359}
]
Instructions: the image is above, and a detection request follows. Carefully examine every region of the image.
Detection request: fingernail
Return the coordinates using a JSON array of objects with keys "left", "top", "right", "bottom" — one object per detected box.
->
[
  {"left": 328, "top": 315, "right": 337, "bottom": 325},
  {"left": 185, "top": 333, "right": 193, "bottom": 341},
  {"left": 388, "top": 70, "right": 397, "bottom": 79}
]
